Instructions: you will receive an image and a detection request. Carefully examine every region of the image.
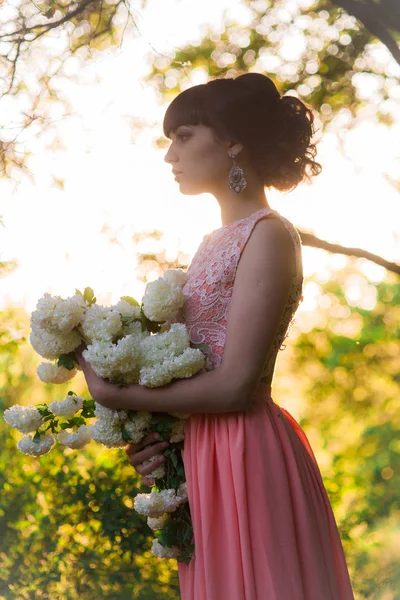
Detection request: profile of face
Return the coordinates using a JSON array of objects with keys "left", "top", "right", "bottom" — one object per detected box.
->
[{"left": 164, "top": 124, "right": 242, "bottom": 195}]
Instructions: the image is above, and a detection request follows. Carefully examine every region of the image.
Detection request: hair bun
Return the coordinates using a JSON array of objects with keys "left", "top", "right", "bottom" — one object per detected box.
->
[{"left": 234, "top": 73, "right": 281, "bottom": 104}]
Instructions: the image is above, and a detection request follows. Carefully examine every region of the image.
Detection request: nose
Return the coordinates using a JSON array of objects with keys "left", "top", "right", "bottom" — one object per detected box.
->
[{"left": 164, "top": 146, "right": 175, "bottom": 165}]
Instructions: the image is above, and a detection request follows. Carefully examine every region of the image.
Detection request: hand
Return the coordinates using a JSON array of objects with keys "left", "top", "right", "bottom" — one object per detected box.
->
[{"left": 125, "top": 433, "right": 169, "bottom": 486}]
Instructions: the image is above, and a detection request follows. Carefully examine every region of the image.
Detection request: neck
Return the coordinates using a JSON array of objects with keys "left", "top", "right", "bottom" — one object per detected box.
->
[{"left": 212, "top": 182, "right": 270, "bottom": 226}]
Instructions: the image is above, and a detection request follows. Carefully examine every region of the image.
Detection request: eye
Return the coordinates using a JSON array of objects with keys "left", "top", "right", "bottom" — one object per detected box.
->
[{"left": 176, "top": 134, "right": 190, "bottom": 142}]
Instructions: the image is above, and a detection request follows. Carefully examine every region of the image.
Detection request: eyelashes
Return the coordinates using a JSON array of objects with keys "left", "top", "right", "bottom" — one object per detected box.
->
[{"left": 165, "top": 133, "right": 191, "bottom": 149}]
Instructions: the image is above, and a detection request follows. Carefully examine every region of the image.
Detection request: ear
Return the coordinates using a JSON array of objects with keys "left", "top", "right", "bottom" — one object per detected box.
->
[{"left": 228, "top": 140, "right": 243, "bottom": 157}]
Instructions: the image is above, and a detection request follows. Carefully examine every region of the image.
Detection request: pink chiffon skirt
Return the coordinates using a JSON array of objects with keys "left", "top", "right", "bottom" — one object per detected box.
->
[{"left": 177, "top": 382, "right": 354, "bottom": 600}]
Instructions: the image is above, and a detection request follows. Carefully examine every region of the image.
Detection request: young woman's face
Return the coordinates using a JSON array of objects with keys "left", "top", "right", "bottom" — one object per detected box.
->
[{"left": 164, "top": 124, "right": 234, "bottom": 195}]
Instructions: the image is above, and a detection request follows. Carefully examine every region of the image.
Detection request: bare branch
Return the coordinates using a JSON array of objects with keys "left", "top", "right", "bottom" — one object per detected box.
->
[
  {"left": 1, "top": 0, "right": 97, "bottom": 41},
  {"left": 333, "top": 0, "right": 400, "bottom": 66},
  {"left": 299, "top": 231, "right": 400, "bottom": 275}
]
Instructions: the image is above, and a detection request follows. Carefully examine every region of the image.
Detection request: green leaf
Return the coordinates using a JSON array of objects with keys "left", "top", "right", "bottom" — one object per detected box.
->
[
  {"left": 32, "top": 430, "right": 42, "bottom": 443},
  {"left": 176, "top": 463, "right": 185, "bottom": 477},
  {"left": 83, "top": 287, "right": 96, "bottom": 306},
  {"left": 63, "top": 416, "right": 85, "bottom": 428},
  {"left": 36, "top": 405, "right": 52, "bottom": 418},
  {"left": 81, "top": 398, "right": 96, "bottom": 419},
  {"left": 57, "top": 354, "right": 76, "bottom": 371},
  {"left": 121, "top": 424, "right": 133, "bottom": 443},
  {"left": 83, "top": 398, "right": 95, "bottom": 409},
  {"left": 190, "top": 342, "right": 210, "bottom": 353},
  {"left": 140, "top": 306, "right": 163, "bottom": 333},
  {"left": 169, "top": 451, "right": 178, "bottom": 469},
  {"left": 120, "top": 296, "right": 140, "bottom": 306}
]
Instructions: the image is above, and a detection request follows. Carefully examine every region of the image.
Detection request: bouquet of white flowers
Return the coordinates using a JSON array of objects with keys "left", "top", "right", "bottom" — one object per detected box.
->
[{"left": 3, "top": 269, "right": 205, "bottom": 564}]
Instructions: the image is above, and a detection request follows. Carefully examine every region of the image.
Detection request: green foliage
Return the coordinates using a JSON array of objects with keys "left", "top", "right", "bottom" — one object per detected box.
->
[
  {"left": 0, "top": 307, "right": 180, "bottom": 599},
  {"left": 290, "top": 265, "right": 400, "bottom": 599},
  {"left": 0, "top": 428, "right": 180, "bottom": 599},
  {"left": 120, "top": 296, "right": 140, "bottom": 307},
  {"left": 155, "top": 503, "right": 194, "bottom": 566},
  {"left": 146, "top": 0, "right": 399, "bottom": 130},
  {"left": 57, "top": 353, "right": 77, "bottom": 371},
  {"left": 75, "top": 287, "right": 97, "bottom": 306}
]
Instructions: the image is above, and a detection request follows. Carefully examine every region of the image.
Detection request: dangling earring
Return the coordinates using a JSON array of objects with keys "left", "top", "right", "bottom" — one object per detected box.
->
[{"left": 228, "top": 154, "right": 247, "bottom": 194}]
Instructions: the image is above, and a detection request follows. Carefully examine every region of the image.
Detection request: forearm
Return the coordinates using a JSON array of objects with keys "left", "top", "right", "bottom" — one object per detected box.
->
[{"left": 114, "top": 367, "right": 247, "bottom": 414}]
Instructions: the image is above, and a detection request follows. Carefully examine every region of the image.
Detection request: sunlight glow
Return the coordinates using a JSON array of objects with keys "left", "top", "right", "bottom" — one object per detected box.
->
[{"left": 0, "top": 0, "right": 399, "bottom": 316}]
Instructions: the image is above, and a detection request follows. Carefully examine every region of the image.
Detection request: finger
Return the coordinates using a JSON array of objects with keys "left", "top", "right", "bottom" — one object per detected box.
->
[
  {"left": 142, "top": 476, "right": 154, "bottom": 486},
  {"left": 128, "top": 442, "right": 169, "bottom": 467},
  {"left": 125, "top": 433, "right": 163, "bottom": 456},
  {"left": 135, "top": 455, "right": 166, "bottom": 476}
]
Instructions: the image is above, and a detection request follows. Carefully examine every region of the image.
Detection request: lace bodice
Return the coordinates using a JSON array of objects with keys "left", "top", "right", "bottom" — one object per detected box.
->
[{"left": 180, "top": 207, "right": 304, "bottom": 380}]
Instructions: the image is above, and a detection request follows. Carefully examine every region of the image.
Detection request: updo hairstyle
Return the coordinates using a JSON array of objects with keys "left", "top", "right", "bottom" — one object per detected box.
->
[{"left": 163, "top": 73, "right": 322, "bottom": 192}]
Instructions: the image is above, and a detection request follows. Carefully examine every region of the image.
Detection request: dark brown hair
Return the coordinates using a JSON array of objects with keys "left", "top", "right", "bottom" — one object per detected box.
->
[{"left": 163, "top": 73, "right": 322, "bottom": 192}]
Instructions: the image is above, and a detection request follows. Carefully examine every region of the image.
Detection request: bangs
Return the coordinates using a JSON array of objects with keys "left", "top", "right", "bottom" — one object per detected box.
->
[{"left": 162, "top": 85, "right": 212, "bottom": 138}]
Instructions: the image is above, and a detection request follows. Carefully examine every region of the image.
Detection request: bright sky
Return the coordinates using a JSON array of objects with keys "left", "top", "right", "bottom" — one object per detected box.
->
[{"left": 0, "top": 0, "right": 399, "bottom": 316}]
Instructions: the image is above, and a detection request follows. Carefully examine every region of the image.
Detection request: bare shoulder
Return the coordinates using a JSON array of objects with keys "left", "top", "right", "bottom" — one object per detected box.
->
[
  {"left": 237, "top": 215, "right": 296, "bottom": 279},
  {"left": 220, "top": 215, "right": 297, "bottom": 406}
]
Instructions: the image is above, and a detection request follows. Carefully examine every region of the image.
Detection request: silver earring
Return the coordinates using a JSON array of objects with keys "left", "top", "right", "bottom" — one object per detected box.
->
[{"left": 228, "top": 154, "right": 247, "bottom": 194}]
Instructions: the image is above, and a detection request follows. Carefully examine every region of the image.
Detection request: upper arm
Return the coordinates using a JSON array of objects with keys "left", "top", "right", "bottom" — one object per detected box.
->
[{"left": 220, "top": 217, "right": 296, "bottom": 407}]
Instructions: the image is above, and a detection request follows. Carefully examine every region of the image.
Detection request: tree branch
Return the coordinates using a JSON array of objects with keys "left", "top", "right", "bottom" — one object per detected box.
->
[
  {"left": 333, "top": 0, "right": 400, "bottom": 66},
  {"left": 1, "top": 0, "right": 97, "bottom": 41},
  {"left": 299, "top": 231, "right": 400, "bottom": 275}
]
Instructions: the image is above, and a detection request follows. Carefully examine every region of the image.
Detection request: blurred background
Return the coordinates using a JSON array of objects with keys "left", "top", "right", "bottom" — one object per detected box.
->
[{"left": 0, "top": 0, "right": 399, "bottom": 598}]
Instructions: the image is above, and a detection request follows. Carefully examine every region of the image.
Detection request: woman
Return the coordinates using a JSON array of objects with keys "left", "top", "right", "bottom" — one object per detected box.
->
[{"left": 78, "top": 73, "right": 355, "bottom": 599}]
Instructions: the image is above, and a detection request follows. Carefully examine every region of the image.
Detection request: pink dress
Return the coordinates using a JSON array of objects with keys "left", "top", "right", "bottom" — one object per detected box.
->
[{"left": 177, "top": 207, "right": 354, "bottom": 600}]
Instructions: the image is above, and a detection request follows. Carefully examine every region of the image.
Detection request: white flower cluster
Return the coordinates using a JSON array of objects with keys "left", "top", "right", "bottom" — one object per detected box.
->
[
  {"left": 134, "top": 483, "right": 188, "bottom": 518},
  {"left": 169, "top": 420, "right": 186, "bottom": 444},
  {"left": 116, "top": 299, "right": 141, "bottom": 320},
  {"left": 147, "top": 513, "right": 170, "bottom": 531},
  {"left": 151, "top": 538, "right": 180, "bottom": 559},
  {"left": 58, "top": 425, "right": 93, "bottom": 449},
  {"left": 4, "top": 405, "right": 44, "bottom": 434},
  {"left": 138, "top": 324, "right": 205, "bottom": 388},
  {"left": 136, "top": 482, "right": 189, "bottom": 560},
  {"left": 82, "top": 322, "right": 205, "bottom": 388},
  {"left": 37, "top": 362, "right": 77, "bottom": 384},
  {"left": 30, "top": 329, "right": 81, "bottom": 361},
  {"left": 30, "top": 271, "right": 200, "bottom": 390},
  {"left": 49, "top": 396, "right": 84, "bottom": 418},
  {"left": 91, "top": 405, "right": 152, "bottom": 448},
  {"left": 17, "top": 433, "right": 55, "bottom": 456},
  {"left": 30, "top": 292, "right": 86, "bottom": 362},
  {"left": 80, "top": 304, "right": 122, "bottom": 343},
  {"left": 4, "top": 397, "right": 91, "bottom": 455},
  {"left": 31, "top": 293, "right": 87, "bottom": 334},
  {"left": 123, "top": 411, "right": 153, "bottom": 444},
  {"left": 82, "top": 326, "right": 144, "bottom": 383},
  {"left": 142, "top": 269, "right": 187, "bottom": 322}
]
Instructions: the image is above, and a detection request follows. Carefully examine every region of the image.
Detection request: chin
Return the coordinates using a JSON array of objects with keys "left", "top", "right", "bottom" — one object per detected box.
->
[{"left": 177, "top": 181, "right": 206, "bottom": 195}]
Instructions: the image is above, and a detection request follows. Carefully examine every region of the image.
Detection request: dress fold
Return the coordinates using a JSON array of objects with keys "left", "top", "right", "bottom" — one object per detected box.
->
[{"left": 178, "top": 385, "right": 354, "bottom": 600}]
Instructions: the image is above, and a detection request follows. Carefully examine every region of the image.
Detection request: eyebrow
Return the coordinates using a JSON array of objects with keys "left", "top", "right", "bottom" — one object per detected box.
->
[{"left": 171, "top": 125, "right": 194, "bottom": 133}]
